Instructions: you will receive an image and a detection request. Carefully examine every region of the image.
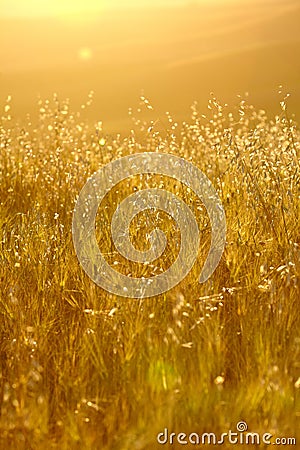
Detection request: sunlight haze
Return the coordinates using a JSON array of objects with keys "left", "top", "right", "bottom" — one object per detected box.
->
[
  {"left": 2, "top": 0, "right": 239, "bottom": 17},
  {"left": 1, "top": 0, "right": 299, "bottom": 131}
]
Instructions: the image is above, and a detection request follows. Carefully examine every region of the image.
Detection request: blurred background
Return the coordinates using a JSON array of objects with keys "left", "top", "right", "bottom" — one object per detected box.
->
[{"left": 1, "top": 0, "right": 300, "bottom": 132}]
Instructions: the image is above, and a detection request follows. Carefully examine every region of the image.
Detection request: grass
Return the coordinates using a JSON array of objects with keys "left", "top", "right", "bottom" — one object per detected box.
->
[{"left": 0, "top": 92, "right": 300, "bottom": 449}]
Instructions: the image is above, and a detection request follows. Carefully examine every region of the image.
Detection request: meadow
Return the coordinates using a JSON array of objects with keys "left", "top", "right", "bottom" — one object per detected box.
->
[{"left": 0, "top": 91, "right": 299, "bottom": 449}]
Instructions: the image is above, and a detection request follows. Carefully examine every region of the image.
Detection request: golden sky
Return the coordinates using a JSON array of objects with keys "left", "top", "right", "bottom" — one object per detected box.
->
[
  {"left": 1, "top": 0, "right": 235, "bottom": 17},
  {"left": 1, "top": 0, "right": 299, "bottom": 132}
]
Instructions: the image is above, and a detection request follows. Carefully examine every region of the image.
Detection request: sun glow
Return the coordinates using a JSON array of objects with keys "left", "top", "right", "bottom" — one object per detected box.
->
[
  {"left": 78, "top": 47, "right": 93, "bottom": 61},
  {"left": 0, "top": 0, "right": 235, "bottom": 18},
  {"left": 0, "top": 0, "right": 106, "bottom": 18}
]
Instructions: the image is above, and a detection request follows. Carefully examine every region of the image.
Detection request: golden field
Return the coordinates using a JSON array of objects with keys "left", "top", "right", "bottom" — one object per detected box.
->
[
  {"left": 1, "top": 90, "right": 300, "bottom": 448},
  {"left": 1, "top": 1, "right": 300, "bottom": 448}
]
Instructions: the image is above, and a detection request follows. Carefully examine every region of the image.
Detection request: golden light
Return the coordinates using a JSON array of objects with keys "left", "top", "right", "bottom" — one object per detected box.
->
[
  {"left": 0, "top": 0, "right": 245, "bottom": 19},
  {"left": 0, "top": 0, "right": 106, "bottom": 17},
  {"left": 78, "top": 47, "right": 93, "bottom": 61}
]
